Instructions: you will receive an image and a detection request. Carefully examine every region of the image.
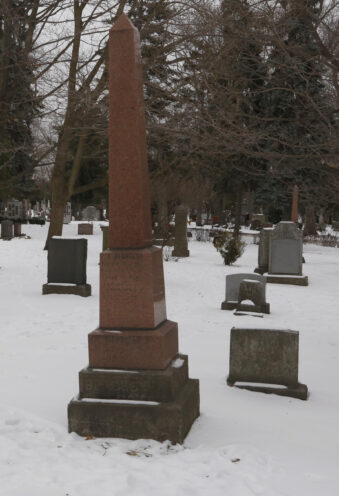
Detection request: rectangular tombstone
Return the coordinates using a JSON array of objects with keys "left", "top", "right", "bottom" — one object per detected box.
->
[
  {"left": 1, "top": 220, "right": 14, "bottom": 240},
  {"left": 269, "top": 222, "right": 302, "bottom": 275},
  {"left": 78, "top": 223, "right": 93, "bottom": 235},
  {"left": 82, "top": 206, "right": 100, "bottom": 221},
  {"left": 227, "top": 327, "right": 308, "bottom": 400},
  {"left": 47, "top": 238, "right": 87, "bottom": 284}
]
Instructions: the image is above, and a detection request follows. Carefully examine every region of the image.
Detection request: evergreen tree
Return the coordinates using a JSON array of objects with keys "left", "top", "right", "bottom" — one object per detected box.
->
[{"left": 0, "top": 1, "right": 39, "bottom": 200}]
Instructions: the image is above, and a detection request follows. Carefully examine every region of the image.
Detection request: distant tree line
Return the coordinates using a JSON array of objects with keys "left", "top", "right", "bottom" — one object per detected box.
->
[{"left": 0, "top": 0, "right": 338, "bottom": 242}]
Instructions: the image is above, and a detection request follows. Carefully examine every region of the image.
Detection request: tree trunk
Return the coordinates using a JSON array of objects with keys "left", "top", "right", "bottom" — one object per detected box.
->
[{"left": 233, "top": 184, "right": 242, "bottom": 238}]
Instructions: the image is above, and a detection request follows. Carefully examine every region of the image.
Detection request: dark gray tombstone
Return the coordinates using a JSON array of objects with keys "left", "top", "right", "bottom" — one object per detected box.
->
[
  {"left": 254, "top": 228, "right": 273, "bottom": 274},
  {"left": 1, "top": 220, "right": 14, "bottom": 240},
  {"left": 267, "top": 222, "right": 308, "bottom": 285},
  {"left": 42, "top": 238, "right": 91, "bottom": 296},
  {"left": 235, "top": 279, "right": 270, "bottom": 314},
  {"left": 82, "top": 206, "right": 100, "bottom": 221},
  {"left": 227, "top": 327, "right": 308, "bottom": 400},
  {"left": 78, "top": 223, "right": 93, "bottom": 235},
  {"left": 172, "top": 204, "right": 189, "bottom": 257},
  {"left": 63, "top": 202, "right": 72, "bottom": 224},
  {"left": 221, "top": 273, "right": 267, "bottom": 311}
]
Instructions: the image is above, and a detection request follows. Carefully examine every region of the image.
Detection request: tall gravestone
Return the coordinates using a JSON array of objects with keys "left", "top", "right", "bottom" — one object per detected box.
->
[
  {"left": 254, "top": 228, "right": 274, "bottom": 274},
  {"left": 172, "top": 205, "right": 190, "bottom": 257},
  {"left": 267, "top": 221, "right": 308, "bottom": 286},
  {"left": 227, "top": 327, "right": 308, "bottom": 399},
  {"left": 67, "top": 15, "right": 199, "bottom": 443},
  {"left": 1, "top": 220, "right": 14, "bottom": 240}
]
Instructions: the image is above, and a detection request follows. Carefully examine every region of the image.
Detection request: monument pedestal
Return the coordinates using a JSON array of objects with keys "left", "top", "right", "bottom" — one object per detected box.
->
[
  {"left": 227, "top": 378, "right": 308, "bottom": 400},
  {"left": 68, "top": 354, "right": 200, "bottom": 443},
  {"left": 265, "top": 274, "right": 308, "bottom": 286}
]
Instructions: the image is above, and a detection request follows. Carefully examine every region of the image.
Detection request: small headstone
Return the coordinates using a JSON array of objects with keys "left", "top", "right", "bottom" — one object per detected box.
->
[
  {"left": 63, "top": 202, "right": 72, "bottom": 224},
  {"left": 14, "top": 222, "right": 22, "bottom": 237},
  {"left": 78, "top": 223, "right": 93, "bottom": 235},
  {"left": 1, "top": 220, "right": 14, "bottom": 240},
  {"left": 227, "top": 327, "right": 308, "bottom": 399},
  {"left": 172, "top": 205, "right": 190, "bottom": 257},
  {"left": 254, "top": 228, "right": 273, "bottom": 274},
  {"left": 235, "top": 279, "right": 270, "bottom": 314},
  {"left": 82, "top": 206, "right": 100, "bottom": 221},
  {"left": 42, "top": 238, "right": 91, "bottom": 296},
  {"left": 100, "top": 225, "right": 109, "bottom": 251},
  {"left": 221, "top": 273, "right": 268, "bottom": 312},
  {"left": 267, "top": 221, "right": 308, "bottom": 286}
]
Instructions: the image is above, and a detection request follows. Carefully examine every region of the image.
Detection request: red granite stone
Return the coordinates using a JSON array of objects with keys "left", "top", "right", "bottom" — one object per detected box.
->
[
  {"left": 108, "top": 14, "right": 152, "bottom": 249},
  {"left": 100, "top": 246, "right": 167, "bottom": 329},
  {"left": 88, "top": 320, "right": 178, "bottom": 370},
  {"left": 291, "top": 185, "right": 299, "bottom": 223}
]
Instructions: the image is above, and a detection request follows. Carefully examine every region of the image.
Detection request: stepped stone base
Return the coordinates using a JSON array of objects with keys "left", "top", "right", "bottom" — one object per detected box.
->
[
  {"left": 265, "top": 274, "right": 308, "bottom": 286},
  {"left": 227, "top": 377, "right": 308, "bottom": 400},
  {"left": 88, "top": 319, "right": 178, "bottom": 370},
  {"left": 42, "top": 283, "right": 91, "bottom": 297},
  {"left": 68, "top": 355, "right": 200, "bottom": 443},
  {"left": 222, "top": 301, "right": 270, "bottom": 314}
]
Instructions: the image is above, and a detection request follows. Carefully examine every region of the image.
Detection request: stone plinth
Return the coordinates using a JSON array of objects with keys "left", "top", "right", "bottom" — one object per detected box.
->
[
  {"left": 68, "top": 377, "right": 199, "bottom": 443},
  {"left": 88, "top": 320, "right": 178, "bottom": 370},
  {"left": 227, "top": 327, "right": 308, "bottom": 400},
  {"left": 172, "top": 205, "right": 189, "bottom": 257},
  {"left": 1, "top": 220, "right": 13, "bottom": 240},
  {"left": 100, "top": 246, "right": 166, "bottom": 329},
  {"left": 78, "top": 223, "right": 93, "bottom": 235}
]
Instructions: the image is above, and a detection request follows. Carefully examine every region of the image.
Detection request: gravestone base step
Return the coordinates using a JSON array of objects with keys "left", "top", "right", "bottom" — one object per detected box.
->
[
  {"left": 227, "top": 378, "right": 308, "bottom": 400},
  {"left": 234, "top": 311, "right": 264, "bottom": 318},
  {"left": 172, "top": 248, "right": 190, "bottom": 257},
  {"left": 79, "top": 354, "right": 189, "bottom": 403},
  {"left": 265, "top": 274, "right": 308, "bottom": 286},
  {"left": 236, "top": 303, "right": 270, "bottom": 314},
  {"left": 221, "top": 301, "right": 238, "bottom": 310},
  {"left": 42, "top": 283, "right": 91, "bottom": 297},
  {"left": 68, "top": 378, "right": 200, "bottom": 444},
  {"left": 254, "top": 266, "right": 267, "bottom": 275}
]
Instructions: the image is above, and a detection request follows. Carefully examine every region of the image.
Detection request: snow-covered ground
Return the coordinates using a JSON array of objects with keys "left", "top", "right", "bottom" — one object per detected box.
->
[{"left": 0, "top": 222, "right": 338, "bottom": 496}]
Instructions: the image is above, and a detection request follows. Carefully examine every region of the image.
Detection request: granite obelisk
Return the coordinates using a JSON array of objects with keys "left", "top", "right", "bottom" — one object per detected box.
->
[{"left": 68, "top": 15, "right": 199, "bottom": 443}]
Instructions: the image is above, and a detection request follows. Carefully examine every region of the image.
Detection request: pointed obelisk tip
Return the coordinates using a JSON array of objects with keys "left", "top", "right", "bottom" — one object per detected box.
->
[{"left": 111, "top": 13, "right": 136, "bottom": 32}]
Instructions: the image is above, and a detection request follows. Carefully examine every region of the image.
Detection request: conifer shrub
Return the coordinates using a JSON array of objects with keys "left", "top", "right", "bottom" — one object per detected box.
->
[{"left": 213, "top": 231, "right": 245, "bottom": 265}]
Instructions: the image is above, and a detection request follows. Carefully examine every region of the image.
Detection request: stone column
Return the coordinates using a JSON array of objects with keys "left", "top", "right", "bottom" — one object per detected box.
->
[
  {"left": 291, "top": 185, "right": 299, "bottom": 223},
  {"left": 172, "top": 205, "right": 190, "bottom": 257},
  {"left": 68, "top": 15, "right": 199, "bottom": 443}
]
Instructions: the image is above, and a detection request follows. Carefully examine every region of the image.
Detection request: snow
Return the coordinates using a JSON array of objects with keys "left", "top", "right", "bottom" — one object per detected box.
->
[
  {"left": 76, "top": 397, "right": 160, "bottom": 406},
  {"left": 0, "top": 222, "right": 339, "bottom": 495}
]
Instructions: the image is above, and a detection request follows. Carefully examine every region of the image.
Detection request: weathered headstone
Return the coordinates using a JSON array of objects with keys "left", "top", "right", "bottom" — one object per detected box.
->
[
  {"left": 227, "top": 327, "right": 308, "bottom": 399},
  {"left": 172, "top": 204, "right": 190, "bottom": 257},
  {"left": 78, "top": 223, "right": 93, "bottom": 235},
  {"left": 13, "top": 222, "right": 22, "bottom": 237},
  {"left": 68, "top": 15, "right": 199, "bottom": 444},
  {"left": 267, "top": 221, "right": 308, "bottom": 285},
  {"left": 82, "top": 206, "right": 100, "bottom": 221},
  {"left": 222, "top": 273, "right": 269, "bottom": 313},
  {"left": 100, "top": 224, "right": 109, "bottom": 251},
  {"left": 1, "top": 220, "right": 14, "bottom": 240},
  {"left": 42, "top": 238, "right": 91, "bottom": 296},
  {"left": 254, "top": 228, "right": 273, "bottom": 274},
  {"left": 63, "top": 202, "right": 72, "bottom": 224},
  {"left": 235, "top": 279, "right": 270, "bottom": 314},
  {"left": 250, "top": 213, "right": 265, "bottom": 230}
]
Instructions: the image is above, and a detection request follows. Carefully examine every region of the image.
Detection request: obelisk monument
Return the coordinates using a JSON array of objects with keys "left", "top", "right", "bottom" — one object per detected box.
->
[{"left": 68, "top": 15, "right": 199, "bottom": 443}]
